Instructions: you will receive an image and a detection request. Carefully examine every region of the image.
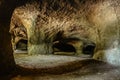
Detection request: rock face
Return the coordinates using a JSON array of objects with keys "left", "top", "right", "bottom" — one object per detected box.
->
[
  {"left": 9, "top": 0, "right": 120, "bottom": 65},
  {"left": 0, "top": 0, "right": 120, "bottom": 78},
  {"left": 0, "top": 0, "right": 16, "bottom": 75},
  {"left": 10, "top": 0, "right": 97, "bottom": 55},
  {"left": 0, "top": 0, "right": 41, "bottom": 75},
  {"left": 0, "top": 0, "right": 29, "bottom": 75}
]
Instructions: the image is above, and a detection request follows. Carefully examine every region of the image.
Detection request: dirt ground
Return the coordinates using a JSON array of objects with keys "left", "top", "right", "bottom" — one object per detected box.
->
[{"left": 1, "top": 53, "right": 120, "bottom": 80}]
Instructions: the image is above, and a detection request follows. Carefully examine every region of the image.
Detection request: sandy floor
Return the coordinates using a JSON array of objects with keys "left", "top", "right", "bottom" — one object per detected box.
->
[
  {"left": 14, "top": 53, "right": 91, "bottom": 69},
  {"left": 6, "top": 53, "right": 120, "bottom": 80}
]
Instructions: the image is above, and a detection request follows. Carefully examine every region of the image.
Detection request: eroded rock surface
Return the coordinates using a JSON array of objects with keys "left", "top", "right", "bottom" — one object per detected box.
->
[
  {"left": 9, "top": 0, "right": 120, "bottom": 67},
  {"left": 10, "top": 0, "right": 99, "bottom": 55},
  {"left": 10, "top": 0, "right": 120, "bottom": 55}
]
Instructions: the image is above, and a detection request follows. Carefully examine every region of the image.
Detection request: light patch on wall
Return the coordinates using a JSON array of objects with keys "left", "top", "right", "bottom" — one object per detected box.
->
[
  {"left": 96, "top": 1, "right": 117, "bottom": 26},
  {"left": 104, "top": 40, "right": 120, "bottom": 66},
  {"left": 94, "top": 40, "right": 120, "bottom": 66},
  {"left": 105, "top": 46, "right": 120, "bottom": 66}
]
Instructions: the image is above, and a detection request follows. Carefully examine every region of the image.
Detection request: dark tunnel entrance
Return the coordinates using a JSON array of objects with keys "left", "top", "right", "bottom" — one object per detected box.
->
[
  {"left": 82, "top": 43, "right": 96, "bottom": 56},
  {"left": 16, "top": 39, "right": 28, "bottom": 51},
  {"left": 53, "top": 42, "right": 76, "bottom": 52},
  {"left": 15, "top": 39, "right": 77, "bottom": 53}
]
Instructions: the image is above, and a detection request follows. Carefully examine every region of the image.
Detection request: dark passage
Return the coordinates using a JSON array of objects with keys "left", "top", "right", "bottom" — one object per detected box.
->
[
  {"left": 16, "top": 39, "right": 27, "bottom": 50},
  {"left": 53, "top": 42, "right": 76, "bottom": 52},
  {"left": 82, "top": 43, "right": 96, "bottom": 55}
]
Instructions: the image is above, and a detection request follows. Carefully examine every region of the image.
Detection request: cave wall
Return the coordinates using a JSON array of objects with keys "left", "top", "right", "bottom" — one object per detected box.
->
[
  {"left": 10, "top": 0, "right": 120, "bottom": 65},
  {"left": 10, "top": 0, "right": 120, "bottom": 53},
  {"left": 0, "top": 0, "right": 120, "bottom": 75},
  {"left": 0, "top": 0, "right": 34, "bottom": 75},
  {"left": 0, "top": 0, "right": 16, "bottom": 75},
  {"left": 10, "top": 0, "right": 104, "bottom": 55}
]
